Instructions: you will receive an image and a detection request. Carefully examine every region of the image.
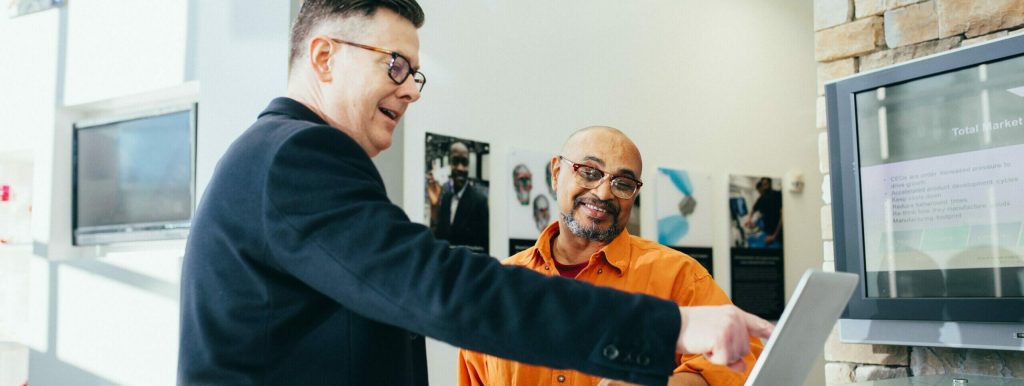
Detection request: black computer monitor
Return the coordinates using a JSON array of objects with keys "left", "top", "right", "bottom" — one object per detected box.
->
[
  {"left": 72, "top": 104, "right": 197, "bottom": 245},
  {"left": 826, "top": 34, "right": 1024, "bottom": 350}
]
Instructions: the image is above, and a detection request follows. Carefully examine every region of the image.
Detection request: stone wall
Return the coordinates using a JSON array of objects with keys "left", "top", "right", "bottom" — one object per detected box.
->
[{"left": 813, "top": 0, "right": 1024, "bottom": 384}]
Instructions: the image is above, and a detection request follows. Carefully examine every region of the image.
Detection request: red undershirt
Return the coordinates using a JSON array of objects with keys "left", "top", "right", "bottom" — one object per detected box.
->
[
  {"left": 549, "top": 234, "right": 589, "bottom": 278},
  {"left": 553, "top": 259, "right": 588, "bottom": 279}
]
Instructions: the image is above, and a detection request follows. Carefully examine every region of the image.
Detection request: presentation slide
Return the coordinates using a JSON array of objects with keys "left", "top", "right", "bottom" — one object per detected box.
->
[
  {"left": 860, "top": 142, "right": 1024, "bottom": 274},
  {"left": 853, "top": 55, "right": 1024, "bottom": 294}
]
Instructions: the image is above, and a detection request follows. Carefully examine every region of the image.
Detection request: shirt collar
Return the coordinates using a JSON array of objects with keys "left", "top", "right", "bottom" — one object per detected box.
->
[
  {"left": 259, "top": 97, "right": 329, "bottom": 126},
  {"left": 532, "top": 222, "right": 632, "bottom": 274},
  {"left": 451, "top": 181, "right": 468, "bottom": 200}
]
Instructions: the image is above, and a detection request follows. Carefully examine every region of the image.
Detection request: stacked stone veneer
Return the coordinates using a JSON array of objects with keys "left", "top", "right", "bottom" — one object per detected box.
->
[{"left": 814, "top": 0, "right": 1024, "bottom": 384}]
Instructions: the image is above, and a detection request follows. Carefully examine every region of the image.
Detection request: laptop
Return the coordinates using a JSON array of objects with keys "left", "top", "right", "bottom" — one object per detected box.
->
[{"left": 744, "top": 269, "right": 859, "bottom": 386}]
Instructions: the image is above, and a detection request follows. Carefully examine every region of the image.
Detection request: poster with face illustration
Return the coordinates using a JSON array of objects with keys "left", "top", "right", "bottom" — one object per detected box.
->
[
  {"left": 655, "top": 167, "right": 713, "bottom": 273},
  {"left": 425, "top": 133, "right": 491, "bottom": 254},
  {"left": 507, "top": 148, "right": 557, "bottom": 256}
]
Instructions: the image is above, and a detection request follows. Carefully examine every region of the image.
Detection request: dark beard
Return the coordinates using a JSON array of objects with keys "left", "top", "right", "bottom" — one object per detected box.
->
[{"left": 561, "top": 196, "right": 622, "bottom": 242}]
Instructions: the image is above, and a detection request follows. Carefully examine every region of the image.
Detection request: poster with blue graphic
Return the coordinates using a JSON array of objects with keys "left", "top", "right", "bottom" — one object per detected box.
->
[{"left": 655, "top": 168, "right": 713, "bottom": 273}]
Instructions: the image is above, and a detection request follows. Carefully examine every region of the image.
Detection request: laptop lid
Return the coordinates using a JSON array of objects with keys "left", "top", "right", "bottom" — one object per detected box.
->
[{"left": 745, "top": 269, "right": 859, "bottom": 386}]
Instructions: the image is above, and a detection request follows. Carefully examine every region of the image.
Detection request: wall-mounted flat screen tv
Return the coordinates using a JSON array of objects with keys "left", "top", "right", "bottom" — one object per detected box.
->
[
  {"left": 826, "top": 34, "right": 1024, "bottom": 351},
  {"left": 72, "top": 104, "right": 197, "bottom": 245}
]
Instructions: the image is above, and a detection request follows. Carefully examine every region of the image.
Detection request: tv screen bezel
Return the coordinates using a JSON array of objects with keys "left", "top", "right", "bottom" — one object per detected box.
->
[
  {"left": 826, "top": 34, "right": 1024, "bottom": 324},
  {"left": 71, "top": 103, "right": 198, "bottom": 246}
]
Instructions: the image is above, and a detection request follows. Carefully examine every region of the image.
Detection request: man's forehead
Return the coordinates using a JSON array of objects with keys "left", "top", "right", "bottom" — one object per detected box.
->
[
  {"left": 572, "top": 153, "right": 640, "bottom": 174},
  {"left": 563, "top": 129, "right": 641, "bottom": 171}
]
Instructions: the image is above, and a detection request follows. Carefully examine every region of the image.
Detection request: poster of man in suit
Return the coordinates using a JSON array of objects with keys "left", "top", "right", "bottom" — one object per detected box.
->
[{"left": 425, "top": 133, "right": 490, "bottom": 253}]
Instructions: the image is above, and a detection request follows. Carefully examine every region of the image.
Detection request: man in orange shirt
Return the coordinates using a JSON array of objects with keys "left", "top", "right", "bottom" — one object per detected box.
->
[{"left": 458, "top": 127, "right": 763, "bottom": 386}]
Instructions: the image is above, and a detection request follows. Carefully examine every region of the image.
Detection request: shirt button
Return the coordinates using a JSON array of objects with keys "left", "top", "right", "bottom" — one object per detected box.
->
[
  {"left": 544, "top": 265, "right": 550, "bottom": 270},
  {"left": 639, "top": 355, "right": 650, "bottom": 366},
  {"left": 602, "top": 345, "right": 620, "bottom": 360},
  {"left": 597, "top": 268, "right": 603, "bottom": 274},
  {"left": 557, "top": 375, "right": 566, "bottom": 383}
]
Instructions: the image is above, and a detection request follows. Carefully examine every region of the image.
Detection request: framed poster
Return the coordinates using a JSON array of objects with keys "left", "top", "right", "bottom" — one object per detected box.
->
[
  {"left": 655, "top": 167, "right": 713, "bottom": 273},
  {"left": 729, "top": 175, "right": 784, "bottom": 319},
  {"left": 425, "top": 133, "right": 490, "bottom": 253},
  {"left": 506, "top": 148, "right": 556, "bottom": 255}
]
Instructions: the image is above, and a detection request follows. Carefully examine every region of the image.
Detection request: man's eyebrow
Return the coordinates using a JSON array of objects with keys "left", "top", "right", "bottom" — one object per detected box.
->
[
  {"left": 582, "top": 155, "right": 638, "bottom": 179},
  {"left": 393, "top": 50, "right": 419, "bottom": 70},
  {"left": 581, "top": 155, "right": 605, "bottom": 167},
  {"left": 616, "top": 168, "right": 638, "bottom": 179}
]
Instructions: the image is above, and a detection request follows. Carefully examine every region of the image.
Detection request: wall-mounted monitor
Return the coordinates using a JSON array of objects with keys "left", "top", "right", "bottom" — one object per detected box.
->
[
  {"left": 72, "top": 104, "right": 197, "bottom": 245},
  {"left": 826, "top": 34, "right": 1024, "bottom": 351}
]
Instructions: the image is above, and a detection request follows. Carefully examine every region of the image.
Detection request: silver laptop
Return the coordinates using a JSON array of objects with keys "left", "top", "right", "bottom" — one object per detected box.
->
[{"left": 745, "top": 269, "right": 859, "bottom": 386}]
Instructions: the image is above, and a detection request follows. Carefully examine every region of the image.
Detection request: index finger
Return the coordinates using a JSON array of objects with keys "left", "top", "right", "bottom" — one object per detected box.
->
[{"left": 742, "top": 311, "right": 774, "bottom": 339}]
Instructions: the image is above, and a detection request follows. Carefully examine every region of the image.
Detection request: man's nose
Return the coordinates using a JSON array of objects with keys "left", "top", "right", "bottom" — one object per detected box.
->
[
  {"left": 398, "top": 76, "right": 421, "bottom": 102},
  {"left": 591, "top": 177, "right": 616, "bottom": 201}
]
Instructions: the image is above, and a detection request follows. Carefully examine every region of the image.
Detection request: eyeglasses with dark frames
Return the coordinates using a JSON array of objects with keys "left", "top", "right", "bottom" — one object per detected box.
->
[
  {"left": 328, "top": 38, "right": 426, "bottom": 92},
  {"left": 558, "top": 156, "right": 643, "bottom": 200}
]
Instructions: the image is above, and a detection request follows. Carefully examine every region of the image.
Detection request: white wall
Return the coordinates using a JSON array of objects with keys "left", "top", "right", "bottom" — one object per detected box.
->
[
  {"left": 1, "top": 1, "right": 211, "bottom": 385},
  {"left": 7, "top": 0, "right": 196, "bottom": 384},
  {"left": 0, "top": 13, "right": 59, "bottom": 385},
  {"left": 13, "top": 0, "right": 293, "bottom": 383},
  {"left": 62, "top": 0, "right": 189, "bottom": 106},
  {"left": 0, "top": 10, "right": 58, "bottom": 155},
  {"left": 195, "top": 0, "right": 293, "bottom": 198},
  {"left": 403, "top": 1, "right": 821, "bottom": 385}
]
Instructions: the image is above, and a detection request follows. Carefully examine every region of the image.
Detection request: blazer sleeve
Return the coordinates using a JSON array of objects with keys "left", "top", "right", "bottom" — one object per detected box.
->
[
  {"left": 262, "top": 126, "right": 681, "bottom": 385},
  {"left": 472, "top": 187, "right": 489, "bottom": 252}
]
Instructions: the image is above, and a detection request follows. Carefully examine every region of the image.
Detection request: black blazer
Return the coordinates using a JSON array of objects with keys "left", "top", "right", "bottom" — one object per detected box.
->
[
  {"left": 434, "top": 182, "right": 489, "bottom": 253},
  {"left": 178, "top": 98, "right": 680, "bottom": 386}
]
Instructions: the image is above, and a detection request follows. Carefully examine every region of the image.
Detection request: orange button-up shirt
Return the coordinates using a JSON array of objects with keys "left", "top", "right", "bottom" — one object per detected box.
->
[{"left": 457, "top": 223, "right": 763, "bottom": 386}]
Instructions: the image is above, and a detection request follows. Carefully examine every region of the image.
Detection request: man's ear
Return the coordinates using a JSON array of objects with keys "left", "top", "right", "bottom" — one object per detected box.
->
[
  {"left": 549, "top": 156, "right": 561, "bottom": 194},
  {"left": 308, "top": 36, "right": 335, "bottom": 82}
]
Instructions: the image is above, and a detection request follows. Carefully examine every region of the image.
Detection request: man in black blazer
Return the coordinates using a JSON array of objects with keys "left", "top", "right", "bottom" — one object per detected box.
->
[
  {"left": 177, "top": 1, "right": 772, "bottom": 385},
  {"left": 433, "top": 141, "right": 489, "bottom": 253}
]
